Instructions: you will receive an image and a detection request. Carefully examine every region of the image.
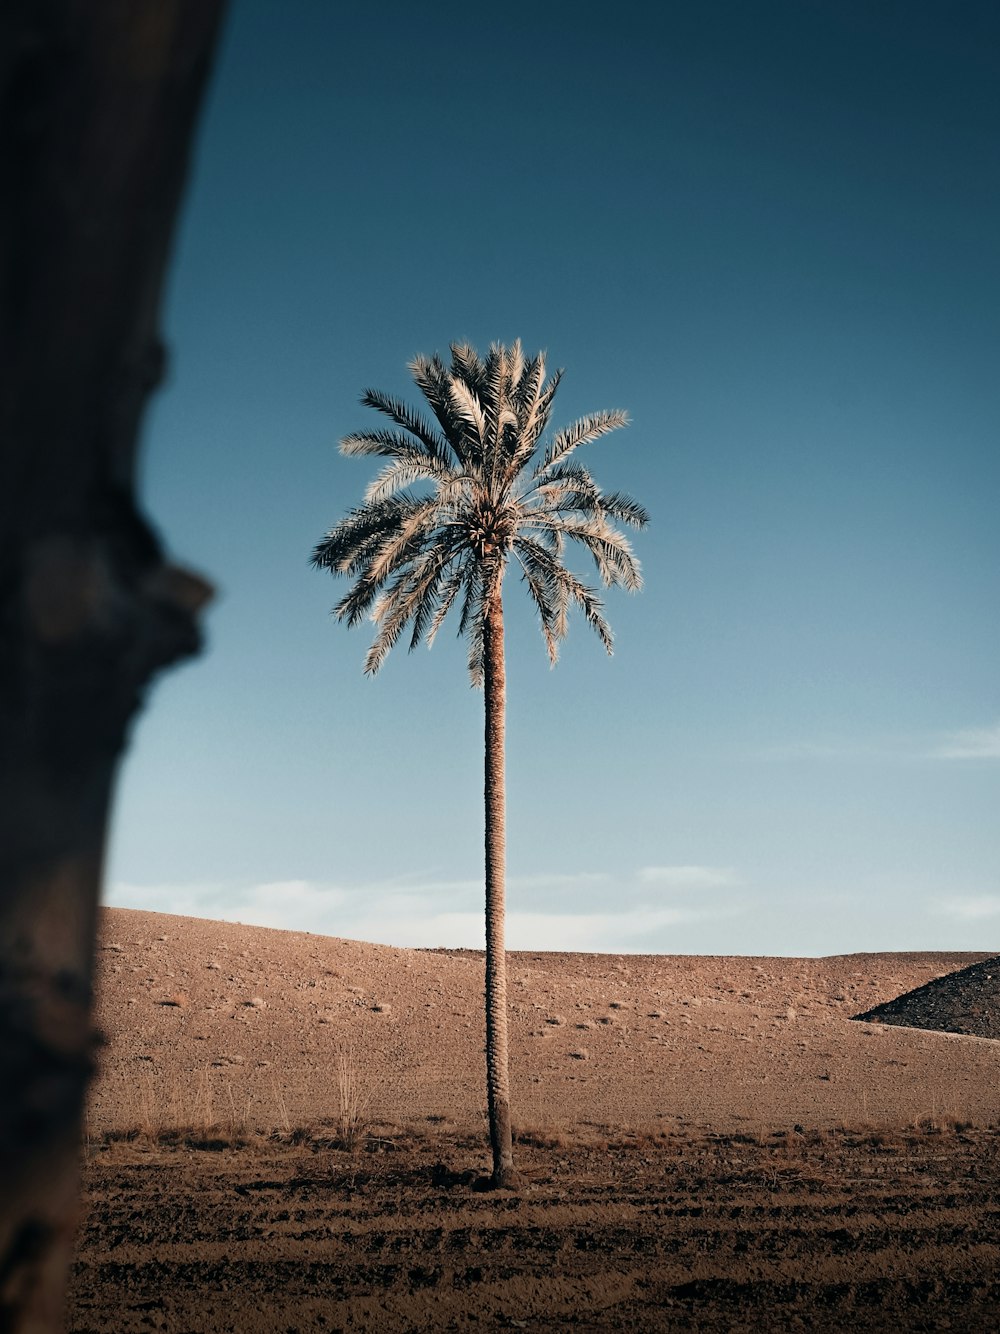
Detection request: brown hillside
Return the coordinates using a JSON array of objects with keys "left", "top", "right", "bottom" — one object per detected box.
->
[{"left": 89, "top": 907, "right": 1000, "bottom": 1135}]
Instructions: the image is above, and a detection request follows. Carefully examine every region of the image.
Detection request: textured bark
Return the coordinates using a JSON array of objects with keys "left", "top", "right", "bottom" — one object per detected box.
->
[
  {"left": 0, "top": 3, "right": 226, "bottom": 1328},
  {"left": 483, "top": 566, "right": 517, "bottom": 1188}
]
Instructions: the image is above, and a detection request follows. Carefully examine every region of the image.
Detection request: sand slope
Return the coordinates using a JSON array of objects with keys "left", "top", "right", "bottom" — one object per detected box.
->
[{"left": 89, "top": 908, "right": 1000, "bottom": 1135}]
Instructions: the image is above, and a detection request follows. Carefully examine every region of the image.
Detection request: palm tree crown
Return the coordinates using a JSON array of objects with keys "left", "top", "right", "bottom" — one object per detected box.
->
[{"left": 312, "top": 340, "right": 648, "bottom": 675}]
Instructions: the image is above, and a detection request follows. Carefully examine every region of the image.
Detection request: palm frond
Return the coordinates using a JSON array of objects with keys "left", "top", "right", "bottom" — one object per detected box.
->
[
  {"left": 534, "top": 515, "right": 643, "bottom": 591},
  {"left": 364, "top": 456, "right": 453, "bottom": 504},
  {"left": 341, "top": 429, "right": 431, "bottom": 461},
  {"left": 596, "top": 490, "right": 650, "bottom": 528},
  {"left": 523, "top": 366, "right": 563, "bottom": 443},
  {"left": 311, "top": 496, "right": 424, "bottom": 573},
  {"left": 457, "top": 561, "right": 482, "bottom": 638},
  {"left": 456, "top": 562, "right": 487, "bottom": 686},
  {"left": 534, "top": 523, "right": 566, "bottom": 561},
  {"left": 363, "top": 574, "right": 416, "bottom": 675},
  {"left": 365, "top": 496, "right": 442, "bottom": 584},
  {"left": 524, "top": 461, "right": 602, "bottom": 511},
  {"left": 466, "top": 609, "right": 486, "bottom": 686},
  {"left": 447, "top": 374, "right": 488, "bottom": 460},
  {"left": 513, "top": 544, "right": 561, "bottom": 665},
  {"left": 504, "top": 361, "right": 559, "bottom": 482},
  {"left": 336, "top": 518, "right": 441, "bottom": 625},
  {"left": 409, "top": 353, "right": 467, "bottom": 465},
  {"left": 332, "top": 567, "right": 386, "bottom": 627},
  {"left": 514, "top": 536, "right": 613, "bottom": 654},
  {"left": 450, "top": 342, "right": 488, "bottom": 393},
  {"left": 534, "top": 409, "right": 630, "bottom": 477},
  {"left": 425, "top": 561, "right": 468, "bottom": 647},
  {"left": 505, "top": 338, "right": 525, "bottom": 393},
  {"left": 403, "top": 547, "right": 463, "bottom": 651},
  {"left": 483, "top": 344, "right": 519, "bottom": 481},
  {"left": 357, "top": 390, "right": 451, "bottom": 464}
]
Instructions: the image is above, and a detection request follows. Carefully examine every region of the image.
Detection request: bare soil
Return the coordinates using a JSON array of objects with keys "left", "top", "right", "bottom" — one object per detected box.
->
[
  {"left": 70, "top": 908, "right": 1000, "bottom": 1331},
  {"left": 72, "top": 1124, "right": 1000, "bottom": 1333}
]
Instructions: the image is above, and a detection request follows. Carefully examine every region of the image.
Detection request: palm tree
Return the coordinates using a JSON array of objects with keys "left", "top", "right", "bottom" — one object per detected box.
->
[{"left": 312, "top": 341, "right": 647, "bottom": 1187}]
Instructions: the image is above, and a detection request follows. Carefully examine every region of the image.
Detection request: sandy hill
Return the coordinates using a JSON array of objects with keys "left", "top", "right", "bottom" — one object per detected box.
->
[{"left": 88, "top": 907, "right": 1000, "bottom": 1137}]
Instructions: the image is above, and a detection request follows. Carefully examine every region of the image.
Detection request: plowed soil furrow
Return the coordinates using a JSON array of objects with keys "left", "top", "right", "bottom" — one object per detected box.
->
[{"left": 70, "top": 1129, "right": 1000, "bottom": 1332}]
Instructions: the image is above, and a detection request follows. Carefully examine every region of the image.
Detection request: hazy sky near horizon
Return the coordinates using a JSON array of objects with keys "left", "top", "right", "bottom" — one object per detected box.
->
[{"left": 107, "top": 0, "right": 999, "bottom": 955}]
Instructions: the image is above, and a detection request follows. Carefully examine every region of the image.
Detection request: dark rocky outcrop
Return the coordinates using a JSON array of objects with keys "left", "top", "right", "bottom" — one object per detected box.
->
[{"left": 854, "top": 955, "right": 1000, "bottom": 1039}]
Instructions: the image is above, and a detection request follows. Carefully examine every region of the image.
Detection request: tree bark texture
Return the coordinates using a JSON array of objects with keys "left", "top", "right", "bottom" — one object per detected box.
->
[
  {"left": 482, "top": 567, "right": 516, "bottom": 1188},
  {"left": 0, "top": 3, "right": 226, "bottom": 1328}
]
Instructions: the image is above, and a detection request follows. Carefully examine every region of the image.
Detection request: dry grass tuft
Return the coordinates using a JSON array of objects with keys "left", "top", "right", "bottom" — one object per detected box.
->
[
  {"left": 103, "top": 1066, "right": 255, "bottom": 1149},
  {"left": 271, "top": 1080, "right": 293, "bottom": 1135},
  {"left": 333, "top": 1043, "right": 371, "bottom": 1150},
  {"left": 513, "top": 1124, "right": 571, "bottom": 1150},
  {"left": 913, "top": 1112, "right": 974, "bottom": 1135}
]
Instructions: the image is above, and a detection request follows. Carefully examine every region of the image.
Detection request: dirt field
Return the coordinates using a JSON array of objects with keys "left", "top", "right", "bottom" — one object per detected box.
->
[
  {"left": 70, "top": 909, "right": 1000, "bottom": 1331},
  {"left": 71, "top": 1125, "right": 1000, "bottom": 1332}
]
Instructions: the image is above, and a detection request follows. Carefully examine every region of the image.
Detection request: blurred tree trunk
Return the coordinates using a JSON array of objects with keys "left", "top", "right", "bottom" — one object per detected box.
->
[{"left": 0, "top": 3, "right": 226, "bottom": 1328}]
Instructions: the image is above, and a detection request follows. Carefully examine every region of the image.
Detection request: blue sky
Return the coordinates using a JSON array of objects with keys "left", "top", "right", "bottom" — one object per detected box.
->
[{"left": 107, "top": 0, "right": 999, "bottom": 955}]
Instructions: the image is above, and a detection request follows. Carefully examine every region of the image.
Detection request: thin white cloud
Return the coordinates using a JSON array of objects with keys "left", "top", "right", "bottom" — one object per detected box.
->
[
  {"left": 764, "top": 723, "right": 1000, "bottom": 763},
  {"left": 337, "top": 910, "right": 483, "bottom": 949},
  {"left": 509, "top": 872, "right": 611, "bottom": 891},
  {"left": 638, "top": 865, "right": 740, "bottom": 890},
  {"left": 106, "top": 879, "right": 350, "bottom": 932},
  {"left": 106, "top": 871, "right": 744, "bottom": 952},
  {"left": 930, "top": 724, "right": 1000, "bottom": 760},
  {"left": 505, "top": 905, "right": 740, "bottom": 952},
  {"left": 929, "top": 895, "right": 1000, "bottom": 921}
]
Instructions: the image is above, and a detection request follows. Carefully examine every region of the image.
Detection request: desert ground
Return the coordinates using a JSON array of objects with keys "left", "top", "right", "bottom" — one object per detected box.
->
[{"left": 70, "top": 908, "right": 1000, "bottom": 1331}]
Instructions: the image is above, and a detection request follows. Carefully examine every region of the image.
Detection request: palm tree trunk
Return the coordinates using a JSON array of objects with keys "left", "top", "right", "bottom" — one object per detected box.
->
[{"left": 482, "top": 565, "right": 517, "bottom": 1188}]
